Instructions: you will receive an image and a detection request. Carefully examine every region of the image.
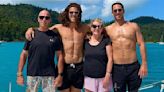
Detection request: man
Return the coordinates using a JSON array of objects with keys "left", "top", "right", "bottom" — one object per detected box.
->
[
  {"left": 105, "top": 2, "right": 148, "bottom": 92},
  {"left": 16, "top": 10, "right": 64, "bottom": 92},
  {"left": 26, "top": 3, "right": 90, "bottom": 92}
]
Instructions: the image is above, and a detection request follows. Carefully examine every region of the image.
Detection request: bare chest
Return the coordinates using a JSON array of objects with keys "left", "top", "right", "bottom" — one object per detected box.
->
[
  {"left": 59, "top": 28, "right": 85, "bottom": 43},
  {"left": 110, "top": 27, "right": 136, "bottom": 41}
]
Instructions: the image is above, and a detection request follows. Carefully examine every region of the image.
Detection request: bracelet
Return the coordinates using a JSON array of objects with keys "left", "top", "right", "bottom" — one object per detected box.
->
[
  {"left": 17, "top": 72, "right": 22, "bottom": 77},
  {"left": 106, "top": 72, "right": 111, "bottom": 77}
]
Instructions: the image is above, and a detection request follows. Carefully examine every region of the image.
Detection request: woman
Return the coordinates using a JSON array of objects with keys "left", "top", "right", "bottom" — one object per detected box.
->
[{"left": 83, "top": 18, "right": 113, "bottom": 92}]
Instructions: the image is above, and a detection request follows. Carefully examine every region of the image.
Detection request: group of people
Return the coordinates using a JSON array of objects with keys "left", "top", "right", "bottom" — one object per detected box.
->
[{"left": 16, "top": 2, "right": 147, "bottom": 92}]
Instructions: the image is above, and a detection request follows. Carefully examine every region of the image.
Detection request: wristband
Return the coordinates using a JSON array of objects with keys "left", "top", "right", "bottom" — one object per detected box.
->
[
  {"left": 58, "top": 72, "right": 63, "bottom": 77},
  {"left": 17, "top": 72, "right": 22, "bottom": 77},
  {"left": 106, "top": 72, "right": 111, "bottom": 77}
]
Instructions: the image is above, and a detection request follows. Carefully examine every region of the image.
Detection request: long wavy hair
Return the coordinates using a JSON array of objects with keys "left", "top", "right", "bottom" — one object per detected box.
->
[{"left": 58, "top": 3, "right": 82, "bottom": 27}]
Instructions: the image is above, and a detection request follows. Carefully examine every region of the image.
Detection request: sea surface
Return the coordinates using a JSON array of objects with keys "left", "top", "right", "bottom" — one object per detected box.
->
[{"left": 0, "top": 42, "right": 164, "bottom": 92}]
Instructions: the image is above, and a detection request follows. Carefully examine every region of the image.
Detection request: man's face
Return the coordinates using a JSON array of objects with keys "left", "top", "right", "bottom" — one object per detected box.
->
[
  {"left": 68, "top": 7, "right": 79, "bottom": 23},
  {"left": 38, "top": 11, "right": 51, "bottom": 27},
  {"left": 112, "top": 4, "right": 124, "bottom": 20}
]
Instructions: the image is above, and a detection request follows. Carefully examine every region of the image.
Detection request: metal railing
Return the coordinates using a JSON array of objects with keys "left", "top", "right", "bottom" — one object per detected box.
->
[{"left": 9, "top": 80, "right": 164, "bottom": 92}]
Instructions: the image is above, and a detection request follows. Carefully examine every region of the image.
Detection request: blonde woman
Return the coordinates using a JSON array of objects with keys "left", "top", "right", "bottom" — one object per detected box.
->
[{"left": 83, "top": 18, "right": 113, "bottom": 92}]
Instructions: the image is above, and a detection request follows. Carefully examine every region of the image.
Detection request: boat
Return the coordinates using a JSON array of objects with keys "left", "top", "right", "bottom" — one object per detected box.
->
[
  {"left": 158, "top": 34, "right": 164, "bottom": 45},
  {"left": 0, "top": 40, "right": 6, "bottom": 44},
  {"left": 158, "top": 42, "right": 164, "bottom": 45},
  {"left": 0, "top": 41, "right": 3, "bottom": 45}
]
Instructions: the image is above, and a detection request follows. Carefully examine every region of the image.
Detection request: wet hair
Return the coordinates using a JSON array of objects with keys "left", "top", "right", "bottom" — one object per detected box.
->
[
  {"left": 112, "top": 2, "right": 124, "bottom": 11},
  {"left": 58, "top": 3, "right": 82, "bottom": 27}
]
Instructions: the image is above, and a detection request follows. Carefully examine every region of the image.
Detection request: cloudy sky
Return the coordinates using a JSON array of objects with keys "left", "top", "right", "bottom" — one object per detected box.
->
[{"left": 0, "top": 0, "right": 163, "bottom": 21}]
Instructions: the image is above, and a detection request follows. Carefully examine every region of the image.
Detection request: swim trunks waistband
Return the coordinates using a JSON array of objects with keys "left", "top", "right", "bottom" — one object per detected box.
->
[
  {"left": 113, "top": 61, "right": 138, "bottom": 67},
  {"left": 65, "top": 62, "right": 83, "bottom": 68}
]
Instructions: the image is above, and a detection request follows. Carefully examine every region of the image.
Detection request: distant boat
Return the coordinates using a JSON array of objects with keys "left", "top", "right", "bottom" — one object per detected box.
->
[
  {"left": 0, "top": 40, "right": 5, "bottom": 44},
  {"left": 158, "top": 42, "right": 164, "bottom": 45},
  {"left": 158, "top": 34, "right": 164, "bottom": 45},
  {"left": 0, "top": 41, "right": 3, "bottom": 44}
]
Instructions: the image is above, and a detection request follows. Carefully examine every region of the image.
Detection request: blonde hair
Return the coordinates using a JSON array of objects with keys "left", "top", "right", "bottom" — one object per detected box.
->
[
  {"left": 90, "top": 18, "right": 103, "bottom": 27},
  {"left": 88, "top": 18, "right": 108, "bottom": 37}
]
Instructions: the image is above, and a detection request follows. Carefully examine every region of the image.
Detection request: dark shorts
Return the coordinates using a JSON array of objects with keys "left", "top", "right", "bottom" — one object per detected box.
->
[
  {"left": 112, "top": 61, "right": 142, "bottom": 92},
  {"left": 58, "top": 62, "right": 84, "bottom": 90}
]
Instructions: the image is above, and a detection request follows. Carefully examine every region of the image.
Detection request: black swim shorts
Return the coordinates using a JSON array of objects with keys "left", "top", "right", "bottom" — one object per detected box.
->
[
  {"left": 112, "top": 61, "right": 142, "bottom": 92},
  {"left": 58, "top": 62, "right": 84, "bottom": 90}
]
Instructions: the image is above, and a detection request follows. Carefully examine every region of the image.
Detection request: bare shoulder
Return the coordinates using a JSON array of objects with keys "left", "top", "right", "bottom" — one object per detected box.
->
[
  {"left": 49, "top": 24, "right": 64, "bottom": 32},
  {"left": 80, "top": 23, "right": 90, "bottom": 33},
  {"left": 50, "top": 24, "right": 62, "bottom": 29},
  {"left": 105, "top": 23, "right": 115, "bottom": 33},
  {"left": 82, "top": 23, "right": 89, "bottom": 28},
  {"left": 128, "top": 22, "right": 140, "bottom": 30},
  {"left": 105, "top": 24, "right": 112, "bottom": 30}
]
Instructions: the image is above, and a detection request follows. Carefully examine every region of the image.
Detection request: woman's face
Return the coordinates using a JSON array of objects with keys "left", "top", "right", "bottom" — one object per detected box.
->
[{"left": 90, "top": 21, "right": 103, "bottom": 35}]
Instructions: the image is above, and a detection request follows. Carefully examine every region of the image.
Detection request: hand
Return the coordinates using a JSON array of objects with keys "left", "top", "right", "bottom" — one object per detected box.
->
[
  {"left": 25, "top": 27, "right": 35, "bottom": 41},
  {"left": 138, "top": 63, "right": 148, "bottom": 78},
  {"left": 16, "top": 76, "right": 24, "bottom": 86},
  {"left": 54, "top": 75, "right": 63, "bottom": 88},
  {"left": 103, "top": 74, "right": 110, "bottom": 88}
]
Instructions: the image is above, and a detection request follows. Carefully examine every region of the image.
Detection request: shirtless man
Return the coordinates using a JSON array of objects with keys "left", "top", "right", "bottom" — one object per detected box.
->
[
  {"left": 105, "top": 2, "right": 148, "bottom": 92},
  {"left": 26, "top": 3, "right": 90, "bottom": 92}
]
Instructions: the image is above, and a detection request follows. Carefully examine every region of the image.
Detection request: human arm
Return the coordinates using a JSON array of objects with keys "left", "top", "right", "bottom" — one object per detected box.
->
[
  {"left": 16, "top": 50, "right": 28, "bottom": 85},
  {"left": 54, "top": 50, "right": 64, "bottom": 87},
  {"left": 25, "top": 24, "right": 59, "bottom": 41},
  {"left": 135, "top": 24, "right": 148, "bottom": 78},
  {"left": 103, "top": 44, "right": 113, "bottom": 88},
  {"left": 25, "top": 27, "right": 35, "bottom": 41},
  {"left": 49, "top": 24, "right": 58, "bottom": 31}
]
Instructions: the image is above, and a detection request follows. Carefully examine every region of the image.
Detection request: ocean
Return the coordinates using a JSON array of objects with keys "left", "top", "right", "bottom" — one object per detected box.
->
[{"left": 0, "top": 42, "right": 164, "bottom": 92}]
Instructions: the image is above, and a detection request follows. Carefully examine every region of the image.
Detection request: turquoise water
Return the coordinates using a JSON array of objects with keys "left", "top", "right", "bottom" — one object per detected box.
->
[{"left": 0, "top": 42, "right": 164, "bottom": 92}]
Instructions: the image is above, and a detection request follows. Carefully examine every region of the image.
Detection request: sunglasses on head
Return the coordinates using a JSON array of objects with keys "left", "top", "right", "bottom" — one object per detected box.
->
[
  {"left": 39, "top": 16, "right": 50, "bottom": 20},
  {"left": 113, "top": 9, "right": 122, "bottom": 13},
  {"left": 69, "top": 11, "right": 79, "bottom": 15},
  {"left": 91, "top": 24, "right": 102, "bottom": 29}
]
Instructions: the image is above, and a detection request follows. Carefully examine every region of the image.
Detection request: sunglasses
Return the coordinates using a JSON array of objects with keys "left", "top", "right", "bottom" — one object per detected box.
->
[
  {"left": 39, "top": 16, "right": 50, "bottom": 20},
  {"left": 113, "top": 9, "right": 122, "bottom": 13},
  {"left": 69, "top": 11, "right": 79, "bottom": 15},
  {"left": 91, "top": 24, "right": 102, "bottom": 29}
]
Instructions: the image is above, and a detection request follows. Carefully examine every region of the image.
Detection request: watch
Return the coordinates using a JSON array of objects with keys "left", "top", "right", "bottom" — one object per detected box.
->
[{"left": 58, "top": 72, "right": 64, "bottom": 77}]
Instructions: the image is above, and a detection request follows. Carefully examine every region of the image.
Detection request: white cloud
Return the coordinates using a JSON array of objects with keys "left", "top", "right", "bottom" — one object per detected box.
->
[
  {"left": 69, "top": 0, "right": 101, "bottom": 4},
  {"left": 0, "top": 0, "right": 69, "bottom": 13},
  {"left": 0, "top": 0, "right": 148, "bottom": 21},
  {"left": 81, "top": 4, "right": 101, "bottom": 20},
  {"left": 52, "top": 7, "right": 64, "bottom": 13},
  {"left": 0, "top": 0, "right": 66, "bottom": 5},
  {"left": 101, "top": 0, "right": 114, "bottom": 17}
]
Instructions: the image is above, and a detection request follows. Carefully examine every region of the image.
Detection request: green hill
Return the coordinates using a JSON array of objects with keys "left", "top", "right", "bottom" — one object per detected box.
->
[
  {"left": 131, "top": 16, "right": 164, "bottom": 24},
  {"left": 131, "top": 16, "right": 164, "bottom": 42},
  {"left": 104, "top": 16, "right": 164, "bottom": 42},
  {"left": 0, "top": 4, "right": 59, "bottom": 41},
  {"left": 0, "top": 4, "right": 164, "bottom": 42}
]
